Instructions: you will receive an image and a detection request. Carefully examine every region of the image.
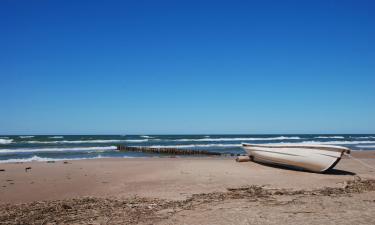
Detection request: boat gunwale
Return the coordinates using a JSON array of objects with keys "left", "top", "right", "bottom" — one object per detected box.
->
[{"left": 242, "top": 143, "right": 351, "bottom": 154}]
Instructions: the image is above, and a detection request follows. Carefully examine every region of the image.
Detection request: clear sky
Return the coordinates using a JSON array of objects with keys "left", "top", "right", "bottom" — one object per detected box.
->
[{"left": 1, "top": 0, "right": 374, "bottom": 134}]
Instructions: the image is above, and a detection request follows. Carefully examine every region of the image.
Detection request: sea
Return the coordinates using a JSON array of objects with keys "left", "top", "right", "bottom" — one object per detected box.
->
[{"left": 1, "top": 135, "right": 375, "bottom": 163}]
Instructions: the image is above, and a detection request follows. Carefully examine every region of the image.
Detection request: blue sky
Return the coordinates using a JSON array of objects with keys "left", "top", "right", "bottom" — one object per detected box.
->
[{"left": 1, "top": 0, "right": 374, "bottom": 134}]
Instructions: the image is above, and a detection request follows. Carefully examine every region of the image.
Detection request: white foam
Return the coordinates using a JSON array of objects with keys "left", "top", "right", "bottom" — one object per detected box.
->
[
  {"left": 0, "top": 155, "right": 135, "bottom": 163},
  {"left": 0, "top": 146, "right": 117, "bottom": 154},
  {"left": 145, "top": 143, "right": 241, "bottom": 148},
  {"left": 280, "top": 140, "right": 375, "bottom": 145},
  {"left": 125, "top": 139, "right": 149, "bottom": 143},
  {"left": 315, "top": 136, "right": 345, "bottom": 139},
  {"left": 356, "top": 145, "right": 375, "bottom": 148},
  {"left": 0, "top": 155, "right": 58, "bottom": 163},
  {"left": 140, "top": 135, "right": 153, "bottom": 138},
  {"left": 0, "top": 139, "right": 13, "bottom": 144},
  {"left": 48, "top": 136, "right": 64, "bottom": 139},
  {"left": 353, "top": 136, "right": 375, "bottom": 139},
  {"left": 173, "top": 136, "right": 301, "bottom": 142},
  {"left": 25, "top": 139, "right": 148, "bottom": 144},
  {"left": 19, "top": 136, "right": 35, "bottom": 139}
]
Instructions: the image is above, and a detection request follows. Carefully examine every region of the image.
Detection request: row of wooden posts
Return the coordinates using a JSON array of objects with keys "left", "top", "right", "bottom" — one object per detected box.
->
[{"left": 116, "top": 145, "right": 240, "bottom": 156}]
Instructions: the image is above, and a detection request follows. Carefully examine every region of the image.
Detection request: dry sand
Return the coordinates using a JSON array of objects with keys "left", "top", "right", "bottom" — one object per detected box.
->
[{"left": 1, "top": 151, "right": 375, "bottom": 224}]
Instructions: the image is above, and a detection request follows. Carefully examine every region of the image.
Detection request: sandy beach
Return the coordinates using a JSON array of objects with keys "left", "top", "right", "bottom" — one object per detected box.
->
[{"left": 1, "top": 151, "right": 375, "bottom": 224}]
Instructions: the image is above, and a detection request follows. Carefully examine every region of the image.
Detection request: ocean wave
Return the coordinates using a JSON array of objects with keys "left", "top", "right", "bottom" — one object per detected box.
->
[
  {"left": 19, "top": 136, "right": 35, "bottom": 139},
  {"left": 0, "top": 139, "right": 13, "bottom": 144},
  {"left": 48, "top": 136, "right": 64, "bottom": 139},
  {"left": 173, "top": 136, "right": 301, "bottom": 142},
  {"left": 279, "top": 140, "right": 375, "bottom": 145},
  {"left": 25, "top": 139, "right": 148, "bottom": 144},
  {"left": 0, "top": 155, "right": 134, "bottom": 163},
  {"left": 356, "top": 145, "right": 375, "bottom": 148},
  {"left": 0, "top": 146, "right": 117, "bottom": 154},
  {"left": 144, "top": 144, "right": 241, "bottom": 148},
  {"left": 352, "top": 136, "right": 375, "bottom": 139},
  {"left": 314, "top": 136, "right": 345, "bottom": 139},
  {"left": 124, "top": 139, "right": 149, "bottom": 143},
  {"left": 140, "top": 135, "right": 153, "bottom": 138}
]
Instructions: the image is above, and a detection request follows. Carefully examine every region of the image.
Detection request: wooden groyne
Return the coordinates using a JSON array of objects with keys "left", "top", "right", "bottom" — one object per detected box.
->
[{"left": 117, "top": 145, "right": 223, "bottom": 156}]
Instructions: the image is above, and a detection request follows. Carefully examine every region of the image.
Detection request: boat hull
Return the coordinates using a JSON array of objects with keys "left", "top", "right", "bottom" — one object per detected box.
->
[{"left": 242, "top": 144, "right": 350, "bottom": 173}]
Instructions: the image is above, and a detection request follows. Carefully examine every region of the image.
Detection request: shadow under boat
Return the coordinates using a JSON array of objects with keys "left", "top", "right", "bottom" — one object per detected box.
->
[{"left": 252, "top": 160, "right": 356, "bottom": 176}]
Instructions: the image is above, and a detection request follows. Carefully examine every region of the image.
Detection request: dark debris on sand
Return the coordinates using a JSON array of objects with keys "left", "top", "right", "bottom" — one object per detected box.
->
[
  {"left": 1, "top": 179, "right": 375, "bottom": 225},
  {"left": 0, "top": 197, "right": 173, "bottom": 225},
  {"left": 285, "top": 177, "right": 375, "bottom": 197}
]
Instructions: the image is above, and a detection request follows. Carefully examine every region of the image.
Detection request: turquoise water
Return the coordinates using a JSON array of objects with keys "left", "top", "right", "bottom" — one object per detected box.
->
[{"left": 0, "top": 134, "right": 374, "bottom": 162}]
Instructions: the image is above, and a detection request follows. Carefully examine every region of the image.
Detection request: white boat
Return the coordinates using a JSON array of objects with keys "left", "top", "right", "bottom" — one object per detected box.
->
[{"left": 242, "top": 143, "right": 351, "bottom": 173}]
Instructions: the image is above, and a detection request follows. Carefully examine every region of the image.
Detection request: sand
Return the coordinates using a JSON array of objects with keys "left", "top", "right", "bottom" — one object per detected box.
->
[{"left": 1, "top": 151, "right": 375, "bottom": 224}]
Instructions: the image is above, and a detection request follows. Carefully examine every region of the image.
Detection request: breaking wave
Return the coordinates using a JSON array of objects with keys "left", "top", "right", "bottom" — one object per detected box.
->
[
  {"left": 0, "top": 155, "right": 134, "bottom": 163},
  {"left": 140, "top": 135, "right": 153, "bottom": 138},
  {"left": 0, "top": 146, "right": 117, "bottom": 154},
  {"left": 0, "top": 138, "right": 13, "bottom": 144},
  {"left": 314, "top": 136, "right": 345, "bottom": 139},
  {"left": 19, "top": 136, "right": 35, "bottom": 139},
  {"left": 353, "top": 136, "right": 375, "bottom": 139},
  {"left": 48, "top": 136, "right": 64, "bottom": 139},
  {"left": 281, "top": 140, "right": 375, "bottom": 145},
  {"left": 173, "top": 136, "right": 301, "bottom": 142},
  {"left": 25, "top": 139, "right": 148, "bottom": 144},
  {"left": 356, "top": 145, "right": 375, "bottom": 148},
  {"left": 124, "top": 139, "right": 149, "bottom": 143},
  {"left": 145, "top": 143, "right": 241, "bottom": 148}
]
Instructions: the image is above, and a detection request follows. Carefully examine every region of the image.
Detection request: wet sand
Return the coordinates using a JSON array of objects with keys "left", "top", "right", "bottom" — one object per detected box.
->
[{"left": 1, "top": 151, "right": 375, "bottom": 224}]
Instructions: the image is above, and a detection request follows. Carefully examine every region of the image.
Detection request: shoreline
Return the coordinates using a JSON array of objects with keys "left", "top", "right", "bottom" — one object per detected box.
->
[{"left": 1, "top": 149, "right": 374, "bottom": 164}]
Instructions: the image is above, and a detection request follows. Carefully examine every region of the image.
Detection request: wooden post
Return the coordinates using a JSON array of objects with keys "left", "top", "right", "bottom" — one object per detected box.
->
[{"left": 116, "top": 145, "right": 222, "bottom": 156}]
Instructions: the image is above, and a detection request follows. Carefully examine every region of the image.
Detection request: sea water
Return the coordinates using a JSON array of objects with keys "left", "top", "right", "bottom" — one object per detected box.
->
[{"left": 0, "top": 134, "right": 374, "bottom": 163}]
